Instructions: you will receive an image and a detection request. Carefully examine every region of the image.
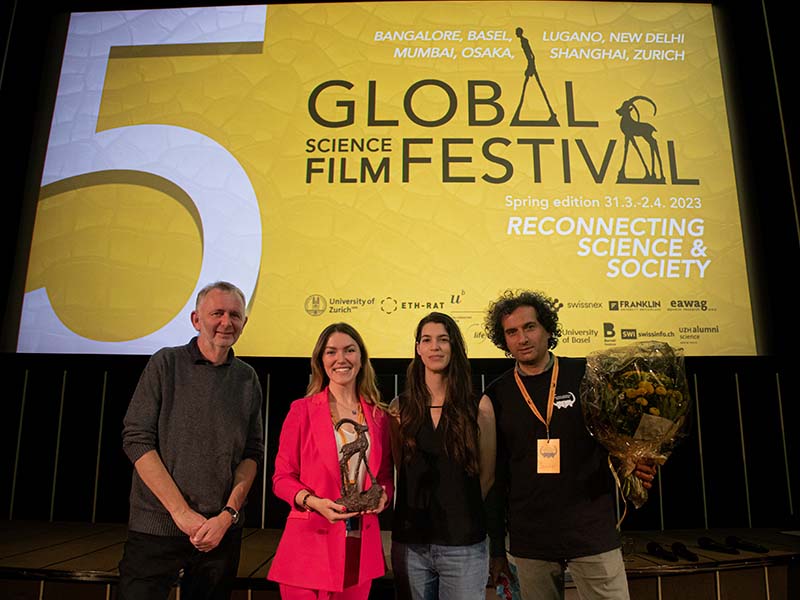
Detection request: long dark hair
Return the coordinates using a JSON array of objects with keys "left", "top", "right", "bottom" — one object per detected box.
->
[
  {"left": 399, "top": 312, "right": 479, "bottom": 475},
  {"left": 307, "top": 322, "right": 381, "bottom": 406}
]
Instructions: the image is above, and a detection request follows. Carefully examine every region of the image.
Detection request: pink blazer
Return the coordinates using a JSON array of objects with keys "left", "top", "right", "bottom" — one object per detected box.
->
[{"left": 268, "top": 388, "right": 394, "bottom": 591}]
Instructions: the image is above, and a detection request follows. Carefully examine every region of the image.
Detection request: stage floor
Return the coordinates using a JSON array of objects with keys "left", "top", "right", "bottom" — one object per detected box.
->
[
  {"left": 0, "top": 521, "right": 287, "bottom": 587},
  {"left": 1, "top": 521, "right": 799, "bottom": 599}
]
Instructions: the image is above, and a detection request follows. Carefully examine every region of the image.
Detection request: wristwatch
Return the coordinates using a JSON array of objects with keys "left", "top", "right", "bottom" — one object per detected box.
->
[{"left": 221, "top": 506, "right": 240, "bottom": 525}]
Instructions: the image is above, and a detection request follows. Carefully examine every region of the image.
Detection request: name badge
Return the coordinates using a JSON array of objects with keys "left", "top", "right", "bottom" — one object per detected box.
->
[{"left": 537, "top": 438, "right": 560, "bottom": 474}]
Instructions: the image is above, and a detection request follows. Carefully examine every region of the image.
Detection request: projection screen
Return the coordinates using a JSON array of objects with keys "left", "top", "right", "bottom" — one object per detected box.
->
[{"left": 17, "top": 1, "right": 756, "bottom": 357}]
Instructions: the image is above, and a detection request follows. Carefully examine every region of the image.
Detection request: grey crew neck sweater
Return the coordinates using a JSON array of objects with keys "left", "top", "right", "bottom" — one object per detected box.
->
[{"left": 122, "top": 338, "right": 263, "bottom": 536}]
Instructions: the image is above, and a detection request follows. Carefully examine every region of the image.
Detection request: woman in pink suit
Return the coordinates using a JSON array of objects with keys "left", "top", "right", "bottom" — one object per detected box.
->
[{"left": 269, "top": 322, "right": 393, "bottom": 599}]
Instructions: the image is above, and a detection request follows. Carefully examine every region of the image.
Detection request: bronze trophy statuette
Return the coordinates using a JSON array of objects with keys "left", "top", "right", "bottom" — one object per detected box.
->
[{"left": 334, "top": 418, "right": 383, "bottom": 512}]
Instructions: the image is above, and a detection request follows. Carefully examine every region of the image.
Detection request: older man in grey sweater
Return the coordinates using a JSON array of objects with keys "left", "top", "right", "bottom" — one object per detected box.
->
[{"left": 119, "top": 281, "right": 264, "bottom": 600}]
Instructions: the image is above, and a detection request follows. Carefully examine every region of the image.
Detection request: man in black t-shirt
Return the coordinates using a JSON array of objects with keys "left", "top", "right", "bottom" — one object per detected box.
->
[{"left": 482, "top": 290, "right": 655, "bottom": 600}]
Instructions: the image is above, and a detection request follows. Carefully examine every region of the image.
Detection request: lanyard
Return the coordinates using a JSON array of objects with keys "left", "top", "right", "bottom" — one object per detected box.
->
[{"left": 513, "top": 356, "right": 559, "bottom": 440}]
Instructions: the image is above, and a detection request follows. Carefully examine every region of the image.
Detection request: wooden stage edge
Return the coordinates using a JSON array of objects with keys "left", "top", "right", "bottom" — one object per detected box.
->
[{"left": 1, "top": 521, "right": 799, "bottom": 590}]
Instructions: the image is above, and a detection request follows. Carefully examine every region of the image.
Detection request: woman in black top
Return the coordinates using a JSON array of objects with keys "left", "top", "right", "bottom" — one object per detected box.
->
[{"left": 389, "top": 312, "right": 496, "bottom": 600}]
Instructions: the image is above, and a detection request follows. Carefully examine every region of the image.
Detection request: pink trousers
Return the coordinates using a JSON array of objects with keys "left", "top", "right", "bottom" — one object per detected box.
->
[{"left": 278, "top": 536, "right": 373, "bottom": 600}]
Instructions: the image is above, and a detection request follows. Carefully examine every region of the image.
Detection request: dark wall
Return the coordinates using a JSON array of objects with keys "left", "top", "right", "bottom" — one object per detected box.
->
[
  {"left": 712, "top": 0, "right": 800, "bottom": 356},
  {"left": 1, "top": 352, "right": 798, "bottom": 532}
]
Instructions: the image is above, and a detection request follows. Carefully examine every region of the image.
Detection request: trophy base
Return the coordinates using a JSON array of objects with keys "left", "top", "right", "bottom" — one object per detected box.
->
[{"left": 336, "top": 484, "right": 383, "bottom": 512}]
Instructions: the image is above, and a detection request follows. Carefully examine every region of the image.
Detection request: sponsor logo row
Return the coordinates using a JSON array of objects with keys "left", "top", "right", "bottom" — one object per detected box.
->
[
  {"left": 605, "top": 299, "right": 711, "bottom": 312},
  {"left": 304, "top": 294, "right": 459, "bottom": 316},
  {"left": 303, "top": 295, "right": 718, "bottom": 346},
  {"left": 306, "top": 294, "right": 714, "bottom": 316},
  {"left": 600, "top": 322, "right": 720, "bottom": 345}
]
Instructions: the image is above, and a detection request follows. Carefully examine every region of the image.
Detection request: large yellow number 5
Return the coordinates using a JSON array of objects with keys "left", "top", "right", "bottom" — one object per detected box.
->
[{"left": 19, "top": 6, "right": 266, "bottom": 353}]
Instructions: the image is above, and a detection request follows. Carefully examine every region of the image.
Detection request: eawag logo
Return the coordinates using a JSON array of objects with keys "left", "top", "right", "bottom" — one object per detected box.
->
[{"left": 670, "top": 299, "right": 709, "bottom": 311}]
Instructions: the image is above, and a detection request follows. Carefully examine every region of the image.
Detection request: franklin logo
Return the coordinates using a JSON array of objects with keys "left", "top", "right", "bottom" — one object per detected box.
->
[
  {"left": 610, "top": 300, "right": 661, "bottom": 310},
  {"left": 304, "top": 294, "right": 326, "bottom": 316}
]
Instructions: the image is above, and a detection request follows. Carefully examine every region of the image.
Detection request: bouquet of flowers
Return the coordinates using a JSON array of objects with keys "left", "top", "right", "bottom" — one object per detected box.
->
[{"left": 580, "top": 341, "right": 691, "bottom": 509}]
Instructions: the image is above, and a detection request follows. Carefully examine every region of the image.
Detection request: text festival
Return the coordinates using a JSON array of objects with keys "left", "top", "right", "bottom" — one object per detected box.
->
[{"left": 303, "top": 79, "right": 700, "bottom": 186}]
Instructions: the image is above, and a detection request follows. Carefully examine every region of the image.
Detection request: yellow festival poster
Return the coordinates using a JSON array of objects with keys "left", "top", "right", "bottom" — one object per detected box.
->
[{"left": 20, "top": 2, "right": 756, "bottom": 357}]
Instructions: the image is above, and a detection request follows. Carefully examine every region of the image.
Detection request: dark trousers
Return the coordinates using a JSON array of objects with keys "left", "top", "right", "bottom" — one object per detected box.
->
[{"left": 117, "top": 527, "right": 242, "bottom": 600}]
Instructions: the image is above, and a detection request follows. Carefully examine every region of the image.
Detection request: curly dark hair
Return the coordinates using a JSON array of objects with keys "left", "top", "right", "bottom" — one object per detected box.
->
[{"left": 484, "top": 290, "right": 562, "bottom": 355}]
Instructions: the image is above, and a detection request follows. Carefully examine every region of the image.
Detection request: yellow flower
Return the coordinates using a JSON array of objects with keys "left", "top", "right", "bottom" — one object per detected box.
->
[
  {"left": 655, "top": 386, "right": 667, "bottom": 395},
  {"left": 649, "top": 407, "right": 660, "bottom": 416},
  {"left": 625, "top": 388, "right": 639, "bottom": 398}
]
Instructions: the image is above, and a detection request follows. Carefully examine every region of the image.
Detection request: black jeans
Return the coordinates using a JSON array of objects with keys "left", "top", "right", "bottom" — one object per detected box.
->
[{"left": 117, "top": 527, "right": 242, "bottom": 600}]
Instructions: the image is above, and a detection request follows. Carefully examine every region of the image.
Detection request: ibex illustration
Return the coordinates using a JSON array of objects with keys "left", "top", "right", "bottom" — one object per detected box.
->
[{"left": 616, "top": 95, "right": 664, "bottom": 183}]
